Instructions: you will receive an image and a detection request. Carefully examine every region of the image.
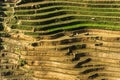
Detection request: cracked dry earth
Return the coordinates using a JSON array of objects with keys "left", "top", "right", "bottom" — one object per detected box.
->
[{"left": 0, "top": 0, "right": 120, "bottom": 80}]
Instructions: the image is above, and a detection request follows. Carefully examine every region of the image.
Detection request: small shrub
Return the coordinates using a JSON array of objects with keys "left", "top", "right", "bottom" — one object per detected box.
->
[
  {"left": 18, "top": 59, "right": 27, "bottom": 66},
  {"left": 31, "top": 42, "right": 38, "bottom": 47}
]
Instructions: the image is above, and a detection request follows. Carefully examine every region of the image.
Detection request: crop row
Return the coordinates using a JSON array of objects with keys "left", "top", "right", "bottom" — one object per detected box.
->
[
  {"left": 14, "top": 10, "right": 120, "bottom": 24},
  {"left": 14, "top": 13, "right": 120, "bottom": 26},
  {"left": 15, "top": 1, "right": 120, "bottom": 10},
  {"left": 15, "top": 6, "right": 63, "bottom": 15},
  {"left": 83, "top": 0, "right": 120, "bottom": 4},
  {"left": 17, "top": 0, "right": 120, "bottom": 5},
  {"left": 15, "top": 5, "right": 120, "bottom": 13},
  {"left": 11, "top": 15, "right": 120, "bottom": 32},
  {"left": 23, "top": 23, "right": 120, "bottom": 36},
  {"left": 14, "top": 5, "right": 120, "bottom": 17}
]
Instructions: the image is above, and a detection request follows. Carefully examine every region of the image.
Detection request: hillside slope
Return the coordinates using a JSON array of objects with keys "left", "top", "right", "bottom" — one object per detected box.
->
[{"left": 0, "top": 0, "right": 120, "bottom": 80}]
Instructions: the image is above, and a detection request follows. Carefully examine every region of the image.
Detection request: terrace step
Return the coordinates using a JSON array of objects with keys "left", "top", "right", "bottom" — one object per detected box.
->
[
  {"left": 1, "top": 0, "right": 120, "bottom": 80},
  {"left": 0, "top": 64, "right": 19, "bottom": 69}
]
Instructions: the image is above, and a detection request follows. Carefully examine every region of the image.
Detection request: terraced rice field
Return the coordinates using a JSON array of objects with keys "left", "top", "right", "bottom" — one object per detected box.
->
[{"left": 0, "top": 0, "right": 120, "bottom": 80}]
